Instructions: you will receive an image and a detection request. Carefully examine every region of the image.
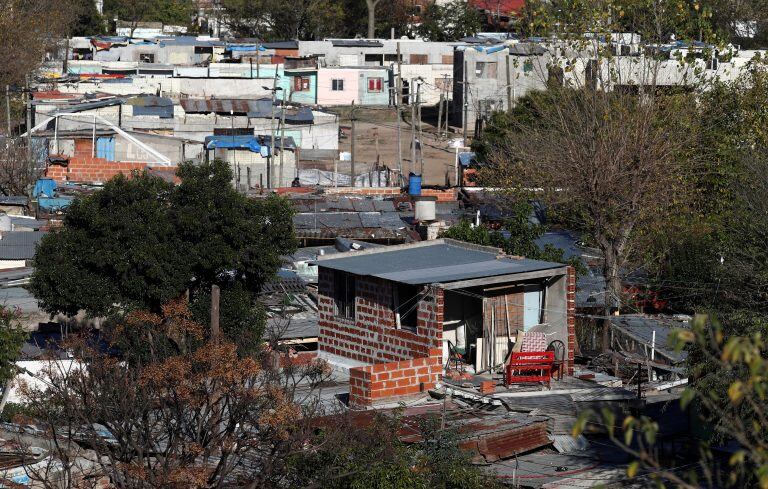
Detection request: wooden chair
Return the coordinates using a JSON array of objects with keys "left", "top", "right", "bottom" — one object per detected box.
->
[{"left": 505, "top": 351, "right": 555, "bottom": 387}]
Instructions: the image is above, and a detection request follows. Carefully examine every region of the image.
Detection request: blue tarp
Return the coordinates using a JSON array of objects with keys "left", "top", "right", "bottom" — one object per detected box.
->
[
  {"left": 205, "top": 135, "right": 262, "bottom": 152},
  {"left": 38, "top": 197, "right": 74, "bottom": 211},
  {"left": 33, "top": 179, "right": 57, "bottom": 198},
  {"left": 228, "top": 45, "right": 266, "bottom": 52},
  {"left": 458, "top": 152, "right": 477, "bottom": 167}
]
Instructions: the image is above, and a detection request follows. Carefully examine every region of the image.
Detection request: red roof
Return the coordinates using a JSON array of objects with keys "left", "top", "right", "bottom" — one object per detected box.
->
[{"left": 470, "top": 0, "right": 525, "bottom": 14}]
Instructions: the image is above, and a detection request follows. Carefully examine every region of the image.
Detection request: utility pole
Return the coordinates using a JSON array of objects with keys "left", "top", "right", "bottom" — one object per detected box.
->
[
  {"left": 350, "top": 101, "right": 356, "bottom": 187},
  {"left": 438, "top": 92, "right": 444, "bottom": 140},
  {"left": 267, "top": 71, "right": 279, "bottom": 189},
  {"left": 395, "top": 42, "right": 403, "bottom": 175},
  {"left": 25, "top": 76, "right": 32, "bottom": 163},
  {"left": 278, "top": 96, "right": 286, "bottom": 188},
  {"left": 462, "top": 59, "right": 468, "bottom": 144},
  {"left": 506, "top": 53, "right": 513, "bottom": 112},
  {"left": 416, "top": 80, "right": 423, "bottom": 176},
  {"left": 410, "top": 82, "right": 416, "bottom": 175}
]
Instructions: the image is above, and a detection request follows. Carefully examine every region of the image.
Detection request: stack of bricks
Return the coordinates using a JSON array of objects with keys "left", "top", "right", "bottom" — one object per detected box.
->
[
  {"left": 566, "top": 266, "right": 576, "bottom": 376},
  {"left": 479, "top": 380, "right": 496, "bottom": 394},
  {"left": 317, "top": 270, "right": 443, "bottom": 365},
  {"left": 45, "top": 157, "right": 154, "bottom": 183},
  {"left": 349, "top": 348, "right": 443, "bottom": 407}
]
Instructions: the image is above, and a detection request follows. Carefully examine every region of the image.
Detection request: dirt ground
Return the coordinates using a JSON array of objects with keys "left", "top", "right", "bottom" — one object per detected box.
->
[{"left": 322, "top": 107, "right": 467, "bottom": 187}]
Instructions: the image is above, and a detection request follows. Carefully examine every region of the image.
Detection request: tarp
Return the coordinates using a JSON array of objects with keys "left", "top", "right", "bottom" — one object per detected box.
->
[
  {"left": 227, "top": 45, "right": 266, "bottom": 52},
  {"left": 205, "top": 135, "right": 262, "bottom": 152},
  {"left": 33, "top": 179, "right": 57, "bottom": 198}
]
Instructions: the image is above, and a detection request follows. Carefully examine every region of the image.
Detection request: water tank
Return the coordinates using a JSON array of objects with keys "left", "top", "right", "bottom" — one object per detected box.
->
[
  {"left": 414, "top": 196, "right": 437, "bottom": 222},
  {"left": 0, "top": 214, "right": 11, "bottom": 232},
  {"left": 408, "top": 173, "right": 422, "bottom": 196}
]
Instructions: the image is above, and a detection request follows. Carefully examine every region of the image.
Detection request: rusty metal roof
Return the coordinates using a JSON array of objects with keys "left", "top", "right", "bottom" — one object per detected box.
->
[{"left": 180, "top": 98, "right": 267, "bottom": 115}]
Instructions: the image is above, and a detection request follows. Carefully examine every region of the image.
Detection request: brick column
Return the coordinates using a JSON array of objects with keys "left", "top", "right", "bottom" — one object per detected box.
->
[{"left": 566, "top": 266, "right": 577, "bottom": 376}]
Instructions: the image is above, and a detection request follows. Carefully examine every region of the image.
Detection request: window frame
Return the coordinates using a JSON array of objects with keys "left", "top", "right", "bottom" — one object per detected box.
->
[
  {"left": 333, "top": 271, "right": 356, "bottom": 320},
  {"left": 293, "top": 76, "right": 311, "bottom": 92},
  {"left": 331, "top": 78, "right": 345, "bottom": 91},
  {"left": 367, "top": 77, "right": 383, "bottom": 93}
]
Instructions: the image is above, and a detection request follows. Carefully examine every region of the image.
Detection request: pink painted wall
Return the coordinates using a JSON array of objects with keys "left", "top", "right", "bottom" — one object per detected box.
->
[{"left": 317, "top": 68, "right": 359, "bottom": 106}]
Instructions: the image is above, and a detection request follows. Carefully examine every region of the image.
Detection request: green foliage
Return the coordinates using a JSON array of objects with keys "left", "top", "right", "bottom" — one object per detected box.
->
[
  {"left": 30, "top": 161, "right": 296, "bottom": 348},
  {"left": 416, "top": 0, "right": 482, "bottom": 42},
  {"left": 0, "top": 308, "right": 26, "bottom": 385},
  {"left": 520, "top": 0, "right": 717, "bottom": 44},
  {"left": 291, "top": 412, "right": 499, "bottom": 489},
  {"left": 576, "top": 313, "right": 768, "bottom": 488},
  {"left": 220, "top": 0, "right": 411, "bottom": 40},
  {"left": 0, "top": 402, "right": 33, "bottom": 423},
  {"left": 71, "top": 0, "right": 104, "bottom": 36},
  {"left": 103, "top": 0, "right": 194, "bottom": 27},
  {"left": 440, "top": 206, "right": 584, "bottom": 272}
]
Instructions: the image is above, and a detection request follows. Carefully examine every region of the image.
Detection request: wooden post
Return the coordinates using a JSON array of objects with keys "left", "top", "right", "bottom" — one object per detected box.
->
[
  {"left": 506, "top": 53, "right": 512, "bottom": 112},
  {"left": 211, "top": 284, "right": 221, "bottom": 341},
  {"left": 437, "top": 92, "right": 444, "bottom": 140},
  {"left": 350, "top": 101, "right": 356, "bottom": 187}
]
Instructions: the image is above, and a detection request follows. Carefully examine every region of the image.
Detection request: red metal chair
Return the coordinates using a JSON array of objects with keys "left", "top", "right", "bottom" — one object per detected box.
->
[{"left": 505, "top": 351, "right": 554, "bottom": 387}]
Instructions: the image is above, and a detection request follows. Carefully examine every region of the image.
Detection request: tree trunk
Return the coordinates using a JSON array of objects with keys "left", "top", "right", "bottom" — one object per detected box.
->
[
  {"left": 602, "top": 248, "right": 622, "bottom": 352},
  {"left": 366, "top": 0, "right": 377, "bottom": 39}
]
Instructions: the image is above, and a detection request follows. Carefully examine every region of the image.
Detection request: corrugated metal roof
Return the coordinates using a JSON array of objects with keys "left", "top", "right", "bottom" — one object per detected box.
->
[
  {"left": 313, "top": 239, "right": 565, "bottom": 285},
  {"left": 610, "top": 315, "right": 690, "bottom": 363},
  {"left": 0, "top": 196, "right": 28, "bottom": 206},
  {"left": 0, "top": 231, "right": 46, "bottom": 260},
  {"left": 261, "top": 41, "right": 299, "bottom": 50}
]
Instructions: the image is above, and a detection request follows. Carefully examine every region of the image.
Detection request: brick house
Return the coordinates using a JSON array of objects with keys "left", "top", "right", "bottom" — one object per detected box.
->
[{"left": 314, "top": 239, "right": 576, "bottom": 407}]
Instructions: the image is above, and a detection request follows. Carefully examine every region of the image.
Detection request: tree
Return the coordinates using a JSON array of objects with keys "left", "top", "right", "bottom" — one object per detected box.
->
[
  {"left": 19, "top": 299, "right": 331, "bottom": 489},
  {"left": 479, "top": 88, "right": 693, "bottom": 350},
  {"left": 221, "top": 0, "right": 346, "bottom": 40},
  {"left": 0, "top": 306, "right": 27, "bottom": 416},
  {"left": 0, "top": 0, "right": 77, "bottom": 88},
  {"left": 71, "top": 0, "right": 104, "bottom": 36},
  {"left": 30, "top": 161, "right": 296, "bottom": 346},
  {"left": 103, "top": 0, "right": 194, "bottom": 33},
  {"left": 366, "top": 0, "right": 382, "bottom": 39},
  {"left": 439, "top": 203, "right": 584, "bottom": 270},
  {"left": 416, "top": 0, "right": 482, "bottom": 42}
]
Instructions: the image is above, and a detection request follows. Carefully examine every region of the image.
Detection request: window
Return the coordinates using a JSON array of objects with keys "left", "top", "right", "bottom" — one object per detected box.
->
[
  {"left": 394, "top": 283, "right": 419, "bottom": 330},
  {"left": 332, "top": 79, "right": 344, "bottom": 91},
  {"left": 364, "top": 53, "right": 384, "bottom": 65},
  {"left": 367, "top": 77, "right": 383, "bottom": 92},
  {"left": 293, "top": 76, "right": 311, "bottom": 92},
  {"left": 384, "top": 54, "right": 400, "bottom": 63},
  {"left": 475, "top": 61, "right": 497, "bottom": 78},
  {"left": 523, "top": 60, "right": 534, "bottom": 73},
  {"left": 139, "top": 53, "right": 155, "bottom": 63},
  {"left": 333, "top": 271, "right": 356, "bottom": 319},
  {"left": 194, "top": 46, "right": 214, "bottom": 54},
  {"left": 441, "top": 54, "right": 454, "bottom": 65},
  {"left": 409, "top": 54, "right": 428, "bottom": 65}
]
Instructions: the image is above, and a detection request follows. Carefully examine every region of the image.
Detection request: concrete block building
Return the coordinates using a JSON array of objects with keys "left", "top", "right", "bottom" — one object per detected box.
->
[{"left": 313, "top": 239, "right": 576, "bottom": 407}]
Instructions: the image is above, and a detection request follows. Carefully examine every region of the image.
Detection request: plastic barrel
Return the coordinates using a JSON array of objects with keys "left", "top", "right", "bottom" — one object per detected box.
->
[{"left": 408, "top": 173, "right": 422, "bottom": 196}]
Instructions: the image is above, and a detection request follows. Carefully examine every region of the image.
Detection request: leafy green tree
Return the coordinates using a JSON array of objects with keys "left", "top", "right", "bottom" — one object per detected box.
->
[
  {"left": 221, "top": 0, "right": 347, "bottom": 40},
  {"left": 440, "top": 203, "right": 584, "bottom": 271},
  {"left": 103, "top": 0, "right": 194, "bottom": 30},
  {"left": 30, "top": 161, "right": 296, "bottom": 348},
  {"left": 290, "top": 411, "right": 500, "bottom": 488},
  {"left": 416, "top": 0, "right": 482, "bottom": 42},
  {"left": 70, "top": 0, "right": 104, "bottom": 36}
]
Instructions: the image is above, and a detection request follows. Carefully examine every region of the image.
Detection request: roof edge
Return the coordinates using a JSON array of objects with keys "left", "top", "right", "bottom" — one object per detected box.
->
[{"left": 313, "top": 238, "right": 447, "bottom": 263}]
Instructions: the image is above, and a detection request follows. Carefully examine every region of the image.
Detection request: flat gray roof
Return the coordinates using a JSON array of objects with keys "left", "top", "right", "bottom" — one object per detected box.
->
[{"left": 312, "top": 239, "right": 565, "bottom": 285}]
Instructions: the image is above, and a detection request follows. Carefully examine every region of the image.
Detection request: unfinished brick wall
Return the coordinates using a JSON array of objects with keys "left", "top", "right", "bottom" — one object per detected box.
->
[
  {"left": 349, "top": 348, "right": 443, "bottom": 407},
  {"left": 566, "top": 266, "right": 576, "bottom": 375},
  {"left": 46, "top": 157, "right": 153, "bottom": 183},
  {"left": 317, "top": 268, "right": 443, "bottom": 364}
]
